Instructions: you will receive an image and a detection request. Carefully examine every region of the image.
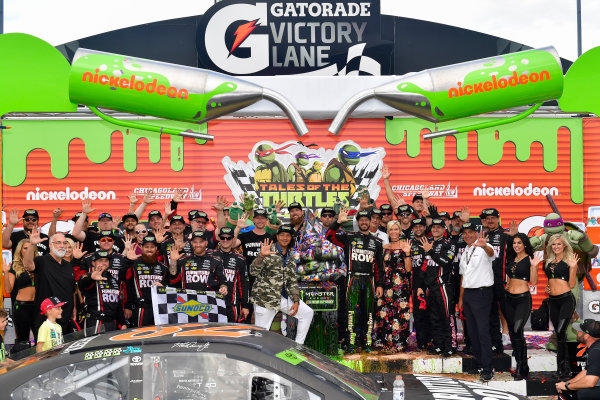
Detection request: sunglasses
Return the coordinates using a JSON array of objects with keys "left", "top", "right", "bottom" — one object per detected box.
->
[
  {"left": 219, "top": 236, "right": 233, "bottom": 241},
  {"left": 99, "top": 237, "right": 114, "bottom": 242},
  {"left": 164, "top": 226, "right": 170, "bottom": 229},
  {"left": 136, "top": 230, "right": 148, "bottom": 234},
  {"left": 24, "top": 217, "right": 38, "bottom": 222},
  {"left": 381, "top": 212, "right": 393, "bottom": 216},
  {"left": 399, "top": 213, "right": 411, "bottom": 217}
]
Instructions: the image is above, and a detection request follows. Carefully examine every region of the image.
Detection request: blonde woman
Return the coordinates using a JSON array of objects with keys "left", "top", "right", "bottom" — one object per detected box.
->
[
  {"left": 373, "top": 220, "right": 413, "bottom": 353},
  {"left": 544, "top": 233, "right": 579, "bottom": 380},
  {"left": 2, "top": 239, "right": 38, "bottom": 346}
]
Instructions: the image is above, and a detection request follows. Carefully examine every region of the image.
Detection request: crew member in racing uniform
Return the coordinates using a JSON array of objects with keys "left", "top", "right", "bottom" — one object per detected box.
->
[
  {"left": 327, "top": 209, "right": 384, "bottom": 353},
  {"left": 165, "top": 231, "right": 228, "bottom": 296},
  {"left": 214, "top": 227, "right": 249, "bottom": 322},
  {"left": 416, "top": 218, "right": 457, "bottom": 356},
  {"left": 78, "top": 251, "right": 126, "bottom": 335},
  {"left": 123, "top": 235, "right": 169, "bottom": 327},
  {"left": 409, "top": 217, "right": 431, "bottom": 350}
]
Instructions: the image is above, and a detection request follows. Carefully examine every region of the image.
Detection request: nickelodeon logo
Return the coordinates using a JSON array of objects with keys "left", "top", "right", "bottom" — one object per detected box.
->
[
  {"left": 82, "top": 70, "right": 189, "bottom": 99},
  {"left": 448, "top": 70, "right": 551, "bottom": 98}
]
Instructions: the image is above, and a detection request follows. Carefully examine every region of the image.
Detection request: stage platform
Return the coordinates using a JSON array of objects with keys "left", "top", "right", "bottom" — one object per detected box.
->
[{"left": 340, "top": 331, "right": 565, "bottom": 398}]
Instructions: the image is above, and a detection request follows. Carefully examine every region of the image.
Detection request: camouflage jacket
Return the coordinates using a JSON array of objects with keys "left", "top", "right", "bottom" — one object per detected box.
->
[{"left": 249, "top": 244, "right": 300, "bottom": 310}]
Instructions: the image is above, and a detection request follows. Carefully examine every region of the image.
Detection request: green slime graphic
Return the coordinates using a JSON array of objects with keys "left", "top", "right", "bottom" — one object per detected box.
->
[
  {"left": 559, "top": 46, "right": 600, "bottom": 116},
  {"left": 386, "top": 118, "right": 583, "bottom": 203},
  {"left": 396, "top": 49, "right": 562, "bottom": 121},
  {"left": 2, "top": 119, "right": 207, "bottom": 187},
  {"left": 69, "top": 54, "right": 237, "bottom": 123}
]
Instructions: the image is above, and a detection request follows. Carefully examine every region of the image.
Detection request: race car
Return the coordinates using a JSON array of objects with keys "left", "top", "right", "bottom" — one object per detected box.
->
[{"left": 0, "top": 323, "right": 523, "bottom": 400}]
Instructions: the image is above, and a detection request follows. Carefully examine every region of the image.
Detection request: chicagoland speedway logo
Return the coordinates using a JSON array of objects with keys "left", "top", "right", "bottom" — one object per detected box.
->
[
  {"left": 473, "top": 183, "right": 559, "bottom": 197},
  {"left": 26, "top": 187, "right": 116, "bottom": 201},
  {"left": 197, "top": 0, "right": 388, "bottom": 76}
]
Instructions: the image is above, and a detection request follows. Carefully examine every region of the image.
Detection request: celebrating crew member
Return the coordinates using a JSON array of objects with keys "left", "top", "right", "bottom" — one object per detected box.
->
[
  {"left": 160, "top": 215, "right": 192, "bottom": 265},
  {"left": 416, "top": 218, "right": 456, "bottom": 357},
  {"left": 3, "top": 208, "right": 49, "bottom": 255},
  {"left": 410, "top": 217, "right": 431, "bottom": 350},
  {"left": 166, "top": 231, "right": 228, "bottom": 296},
  {"left": 250, "top": 226, "right": 314, "bottom": 344},
  {"left": 214, "top": 227, "right": 249, "bottom": 322},
  {"left": 73, "top": 200, "right": 125, "bottom": 253},
  {"left": 78, "top": 251, "right": 127, "bottom": 335},
  {"left": 327, "top": 208, "right": 384, "bottom": 353},
  {"left": 124, "top": 236, "right": 169, "bottom": 327}
]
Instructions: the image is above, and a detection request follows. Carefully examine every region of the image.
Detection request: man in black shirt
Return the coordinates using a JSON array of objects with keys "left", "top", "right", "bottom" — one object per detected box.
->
[
  {"left": 3, "top": 208, "right": 49, "bottom": 255},
  {"left": 24, "top": 231, "right": 76, "bottom": 335},
  {"left": 557, "top": 319, "right": 600, "bottom": 400},
  {"left": 73, "top": 200, "right": 124, "bottom": 253},
  {"left": 410, "top": 218, "right": 431, "bottom": 350}
]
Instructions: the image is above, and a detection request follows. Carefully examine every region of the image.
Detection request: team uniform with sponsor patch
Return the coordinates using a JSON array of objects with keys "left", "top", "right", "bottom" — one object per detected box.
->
[
  {"left": 419, "top": 237, "right": 456, "bottom": 355},
  {"left": 214, "top": 248, "right": 249, "bottom": 323},
  {"left": 123, "top": 259, "right": 169, "bottom": 327},
  {"left": 78, "top": 271, "right": 126, "bottom": 334},
  {"left": 159, "top": 238, "right": 193, "bottom": 266},
  {"left": 165, "top": 253, "right": 225, "bottom": 292},
  {"left": 327, "top": 223, "right": 384, "bottom": 352},
  {"left": 410, "top": 240, "right": 430, "bottom": 349}
]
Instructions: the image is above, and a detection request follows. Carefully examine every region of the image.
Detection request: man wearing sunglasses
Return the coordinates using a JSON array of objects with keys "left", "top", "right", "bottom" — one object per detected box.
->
[
  {"left": 378, "top": 204, "right": 394, "bottom": 233},
  {"left": 213, "top": 227, "right": 249, "bottom": 322},
  {"left": 3, "top": 208, "right": 49, "bottom": 255},
  {"left": 73, "top": 201, "right": 124, "bottom": 254},
  {"left": 397, "top": 205, "right": 415, "bottom": 239},
  {"left": 189, "top": 210, "right": 217, "bottom": 250}
]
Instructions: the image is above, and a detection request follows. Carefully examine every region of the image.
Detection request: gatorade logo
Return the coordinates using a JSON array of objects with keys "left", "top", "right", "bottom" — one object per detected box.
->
[
  {"left": 448, "top": 70, "right": 551, "bottom": 98},
  {"left": 589, "top": 300, "right": 600, "bottom": 314}
]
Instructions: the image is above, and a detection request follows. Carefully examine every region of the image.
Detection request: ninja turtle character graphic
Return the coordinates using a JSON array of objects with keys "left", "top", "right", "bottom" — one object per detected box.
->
[
  {"left": 287, "top": 152, "right": 320, "bottom": 182},
  {"left": 324, "top": 144, "right": 377, "bottom": 197},
  {"left": 254, "top": 144, "right": 292, "bottom": 189}
]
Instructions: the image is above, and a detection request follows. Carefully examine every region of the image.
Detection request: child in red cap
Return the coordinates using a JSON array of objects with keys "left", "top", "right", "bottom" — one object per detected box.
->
[{"left": 36, "top": 297, "right": 65, "bottom": 352}]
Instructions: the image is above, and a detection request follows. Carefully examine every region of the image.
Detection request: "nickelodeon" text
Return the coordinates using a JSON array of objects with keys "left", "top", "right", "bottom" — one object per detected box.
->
[
  {"left": 448, "top": 70, "right": 551, "bottom": 98},
  {"left": 82, "top": 69, "right": 189, "bottom": 99}
]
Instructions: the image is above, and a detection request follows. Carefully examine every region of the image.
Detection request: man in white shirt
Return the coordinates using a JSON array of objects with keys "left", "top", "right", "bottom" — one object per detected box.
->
[{"left": 457, "top": 222, "right": 496, "bottom": 382}]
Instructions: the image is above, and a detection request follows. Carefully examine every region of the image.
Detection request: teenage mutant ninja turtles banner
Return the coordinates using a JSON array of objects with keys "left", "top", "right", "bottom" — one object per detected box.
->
[{"left": 4, "top": 116, "right": 600, "bottom": 307}]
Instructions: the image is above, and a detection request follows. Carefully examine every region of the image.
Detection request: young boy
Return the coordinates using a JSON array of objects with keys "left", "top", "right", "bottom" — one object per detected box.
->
[
  {"left": 0, "top": 309, "right": 14, "bottom": 366},
  {"left": 36, "top": 297, "right": 65, "bottom": 352}
]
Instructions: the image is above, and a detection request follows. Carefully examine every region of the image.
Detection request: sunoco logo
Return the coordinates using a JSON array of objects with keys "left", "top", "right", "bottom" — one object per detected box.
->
[
  {"left": 198, "top": 0, "right": 384, "bottom": 75},
  {"left": 173, "top": 296, "right": 212, "bottom": 318}
]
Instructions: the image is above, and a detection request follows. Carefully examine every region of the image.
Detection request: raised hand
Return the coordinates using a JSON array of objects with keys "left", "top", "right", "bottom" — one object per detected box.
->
[
  {"left": 29, "top": 228, "right": 48, "bottom": 245},
  {"left": 8, "top": 208, "right": 22, "bottom": 226},
  {"left": 530, "top": 254, "right": 543, "bottom": 267},
  {"left": 128, "top": 191, "right": 138, "bottom": 205},
  {"left": 568, "top": 253, "right": 581, "bottom": 269},
  {"left": 391, "top": 193, "right": 406, "bottom": 209},
  {"left": 125, "top": 244, "right": 139, "bottom": 261},
  {"left": 81, "top": 199, "right": 96, "bottom": 215},
  {"left": 72, "top": 242, "right": 87, "bottom": 260},
  {"left": 460, "top": 206, "right": 471, "bottom": 223},
  {"left": 170, "top": 246, "right": 183, "bottom": 263},
  {"left": 111, "top": 216, "right": 121, "bottom": 231},
  {"left": 153, "top": 226, "right": 166, "bottom": 243},
  {"left": 400, "top": 239, "right": 413, "bottom": 254},
  {"left": 2, "top": 260, "right": 10, "bottom": 274},
  {"left": 91, "top": 265, "right": 107, "bottom": 281},
  {"left": 427, "top": 204, "right": 438, "bottom": 218},
  {"left": 274, "top": 200, "right": 286, "bottom": 214},
  {"left": 236, "top": 212, "right": 249, "bottom": 229},
  {"left": 173, "top": 188, "right": 185, "bottom": 203},
  {"left": 142, "top": 189, "right": 155, "bottom": 205},
  {"left": 381, "top": 165, "right": 391, "bottom": 180},
  {"left": 164, "top": 201, "right": 174, "bottom": 217},
  {"left": 337, "top": 206, "right": 349, "bottom": 224},
  {"left": 476, "top": 231, "right": 488, "bottom": 248},
  {"left": 212, "top": 196, "right": 229, "bottom": 211},
  {"left": 421, "top": 188, "right": 431, "bottom": 199},
  {"left": 259, "top": 239, "right": 276, "bottom": 258},
  {"left": 419, "top": 237, "right": 432, "bottom": 252},
  {"left": 52, "top": 208, "right": 63, "bottom": 219},
  {"left": 509, "top": 219, "right": 519, "bottom": 236},
  {"left": 358, "top": 191, "right": 374, "bottom": 211}
]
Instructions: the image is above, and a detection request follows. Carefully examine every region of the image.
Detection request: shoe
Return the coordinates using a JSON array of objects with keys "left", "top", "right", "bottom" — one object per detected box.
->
[
  {"left": 502, "top": 333, "right": 510, "bottom": 346},
  {"left": 428, "top": 347, "right": 443, "bottom": 355},
  {"left": 464, "top": 367, "right": 482, "bottom": 375},
  {"left": 492, "top": 345, "right": 505, "bottom": 355},
  {"left": 442, "top": 348, "right": 457, "bottom": 357},
  {"left": 513, "top": 339, "right": 529, "bottom": 381},
  {"left": 557, "top": 341, "right": 572, "bottom": 380},
  {"left": 480, "top": 370, "right": 494, "bottom": 382}
]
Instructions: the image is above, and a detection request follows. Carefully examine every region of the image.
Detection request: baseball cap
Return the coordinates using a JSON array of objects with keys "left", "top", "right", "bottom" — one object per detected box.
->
[
  {"left": 287, "top": 202, "right": 303, "bottom": 211},
  {"left": 122, "top": 213, "right": 138, "bottom": 223},
  {"left": 142, "top": 235, "right": 158, "bottom": 246},
  {"left": 573, "top": 319, "right": 600, "bottom": 338},
  {"left": 170, "top": 215, "right": 185, "bottom": 224},
  {"left": 321, "top": 207, "right": 336, "bottom": 217},
  {"left": 397, "top": 204, "right": 413, "bottom": 215},
  {"left": 356, "top": 210, "right": 371, "bottom": 220},
  {"left": 190, "top": 210, "right": 209, "bottom": 221},
  {"left": 461, "top": 222, "right": 478, "bottom": 232},
  {"left": 23, "top": 209, "right": 39, "bottom": 219},
  {"left": 452, "top": 211, "right": 462, "bottom": 219},
  {"left": 219, "top": 227, "right": 234, "bottom": 238},
  {"left": 413, "top": 193, "right": 424, "bottom": 202},
  {"left": 253, "top": 209, "right": 268, "bottom": 218},
  {"left": 412, "top": 218, "right": 427, "bottom": 227},
  {"left": 40, "top": 297, "right": 65, "bottom": 315},
  {"left": 480, "top": 208, "right": 500, "bottom": 219},
  {"left": 380, "top": 204, "right": 393, "bottom": 213},
  {"left": 92, "top": 251, "right": 111, "bottom": 261},
  {"left": 191, "top": 231, "right": 211, "bottom": 241},
  {"left": 277, "top": 225, "right": 295, "bottom": 235},
  {"left": 438, "top": 211, "right": 450, "bottom": 219},
  {"left": 430, "top": 218, "right": 445, "bottom": 227},
  {"left": 98, "top": 230, "right": 115, "bottom": 239},
  {"left": 148, "top": 210, "right": 163, "bottom": 219},
  {"left": 98, "top": 212, "right": 113, "bottom": 221},
  {"left": 371, "top": 209, "right": 382, "bottom": 218},
  {"left": 71, "top": 212, "right": 88, "bottom": 222}
]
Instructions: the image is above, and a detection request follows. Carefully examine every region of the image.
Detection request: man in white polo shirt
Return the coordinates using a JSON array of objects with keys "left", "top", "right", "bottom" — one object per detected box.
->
[{"left": 458, "top": 222, "right": 496, "bottom": 382}]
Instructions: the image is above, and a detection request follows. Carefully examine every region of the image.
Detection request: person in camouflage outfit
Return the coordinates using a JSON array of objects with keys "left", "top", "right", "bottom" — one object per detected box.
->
[{"left": 250, "top": 225, "right": 314, "bottom": 344}]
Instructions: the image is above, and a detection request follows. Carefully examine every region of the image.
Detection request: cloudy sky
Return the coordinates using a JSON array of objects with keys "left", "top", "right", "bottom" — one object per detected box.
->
[{"left": 4, "top": 0, "right": 599, "bottom": 61}]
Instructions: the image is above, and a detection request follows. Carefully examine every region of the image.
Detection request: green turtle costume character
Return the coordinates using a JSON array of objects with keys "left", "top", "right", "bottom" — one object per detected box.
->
[
  {"left": 287, "top": 152, "right": 320, "bottom": 182},
  {"left": 530, "top": 213, "right": 599, "bottom": 347},
  {"left": 307, "top": 161, "right": 324, "bottom": 182},
  {"left": 324, "top": 144, "right": 376, "bottom": 197},
  {"left": 254, "top": 144, "right": 292, "bottom": 189}
]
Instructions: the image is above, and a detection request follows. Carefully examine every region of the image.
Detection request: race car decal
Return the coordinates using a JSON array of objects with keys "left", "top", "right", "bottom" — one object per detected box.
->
[{"left": 110, "top": 324, "right": 262, "bottom": 341}]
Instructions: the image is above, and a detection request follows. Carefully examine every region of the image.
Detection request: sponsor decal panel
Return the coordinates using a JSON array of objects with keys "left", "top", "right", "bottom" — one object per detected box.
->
[{"left": 473, "top": 183, "right": 559, "bottom": 197}]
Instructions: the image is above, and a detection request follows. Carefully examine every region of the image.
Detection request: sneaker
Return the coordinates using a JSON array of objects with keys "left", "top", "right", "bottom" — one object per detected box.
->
[
  {"left": 480, "top": 370, "right": 494, "bottom": 382},
  {"left": 502, "top": 333, "right": 510, "bottom": 346},
  {"left": 464, "top": 367, "right": 482, "bottom": 375},
  {"left": 428, "top": 347, "right": 443, "bottom": 355},
  {"left": 442, "top": 348, "right": 457, "bottom": 357}
]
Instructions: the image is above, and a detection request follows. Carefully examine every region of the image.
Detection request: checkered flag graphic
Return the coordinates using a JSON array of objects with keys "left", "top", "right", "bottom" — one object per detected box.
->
[
  {"left": 152, "top": 286, "right": 228, "bottom": 325},
  {"left": 296, "top": 43, "right": 382, "bottom": 77}
]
